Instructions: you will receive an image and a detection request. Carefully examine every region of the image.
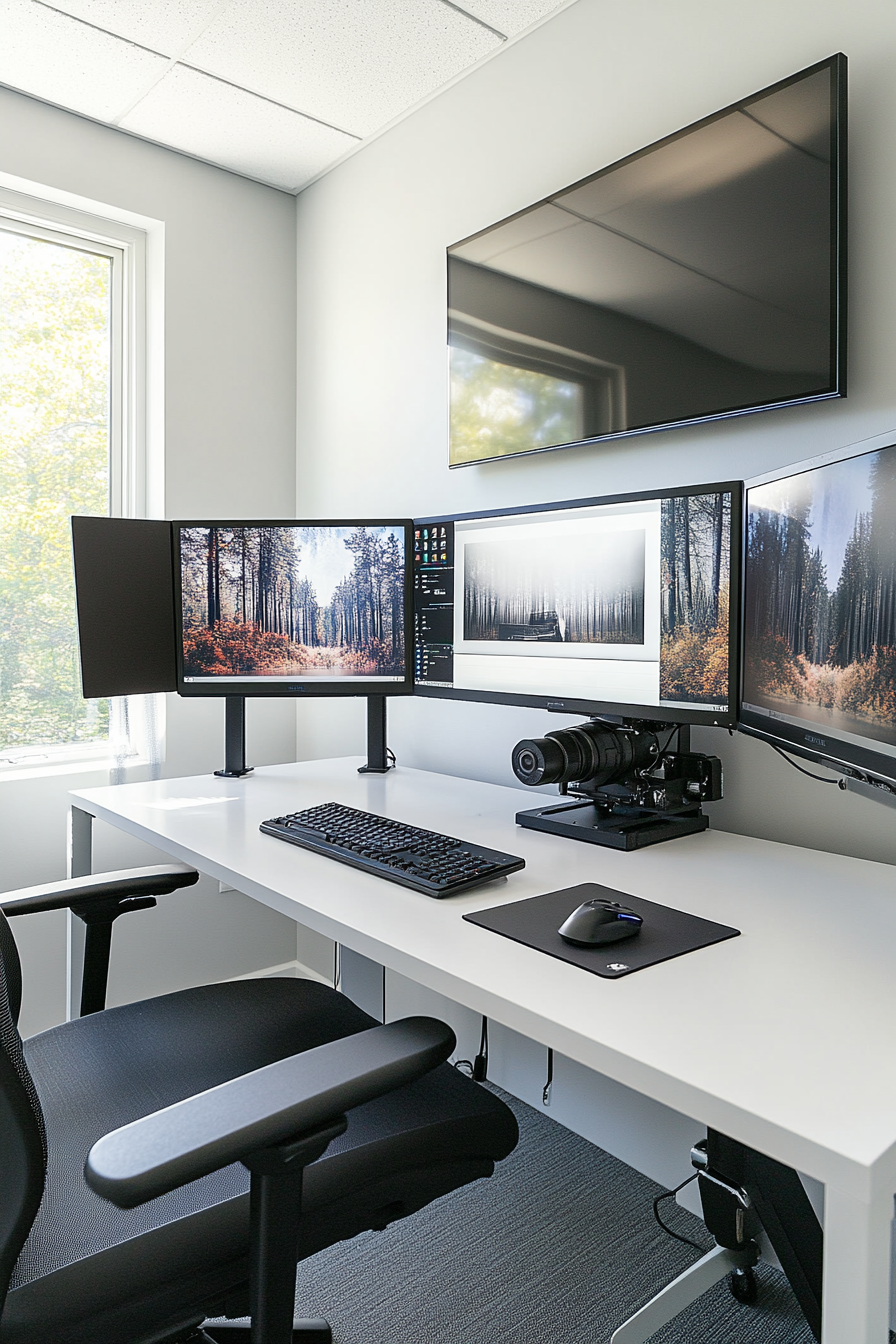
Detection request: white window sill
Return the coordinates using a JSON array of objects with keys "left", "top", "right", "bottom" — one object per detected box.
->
[{"left": 0, "top": 745, "right": 142, "bottom": 782}]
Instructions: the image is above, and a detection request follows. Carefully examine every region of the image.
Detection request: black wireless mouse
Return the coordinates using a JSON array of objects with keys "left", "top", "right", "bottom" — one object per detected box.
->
[{"left": 558, "top": 898, "right": 643, "bottom": 947}]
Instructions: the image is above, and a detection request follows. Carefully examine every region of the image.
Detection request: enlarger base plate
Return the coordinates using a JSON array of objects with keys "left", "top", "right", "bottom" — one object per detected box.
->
[{"left": 516, "top": 797, "right": 709, "bottom": 850}]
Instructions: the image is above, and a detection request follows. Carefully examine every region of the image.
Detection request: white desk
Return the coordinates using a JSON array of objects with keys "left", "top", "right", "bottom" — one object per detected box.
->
[{"left": 70, "top": 757, "right": 896, "bottom": 1344}]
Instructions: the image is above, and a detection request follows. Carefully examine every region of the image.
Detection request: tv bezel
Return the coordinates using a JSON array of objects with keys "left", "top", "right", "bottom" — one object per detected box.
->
[
  {"left": 414, "top": 481, "right": 743, "bottom": 728},
  {"left": 173, "top": 517, "right": 415, "bottom": 699},
  {"left": 738, "top": 440, "right": 896, "bottom": 790},
  {"left": 447, "top": 52, "right": 848, "bottom": 468}
]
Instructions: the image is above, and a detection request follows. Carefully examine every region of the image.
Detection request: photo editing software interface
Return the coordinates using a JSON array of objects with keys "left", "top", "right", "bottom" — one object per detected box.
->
[
  {"left": 742, "top": 441, "right": 896, "bottom": 781},
  {"left": 414, "top": 487, "right": 738, "bottom": 723},
  {"left": 176, "top": 522, "right": 411, "bottom": 693}
]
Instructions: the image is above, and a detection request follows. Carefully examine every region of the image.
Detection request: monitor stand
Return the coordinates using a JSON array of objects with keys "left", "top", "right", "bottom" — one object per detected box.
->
[
  {"left": 215, "top": 695, "right": 394, "bottom": 779},
  {"left": 358, "top": 695, "right": 392, "bottom": 774},
  {"left": 215, "top": 696, "right": 253, "bottom": 778}
]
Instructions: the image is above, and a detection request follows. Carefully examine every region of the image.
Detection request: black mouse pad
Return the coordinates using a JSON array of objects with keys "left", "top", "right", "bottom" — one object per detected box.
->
[{"left": 463, "top": 882, "right": 739, "bottom": 978}]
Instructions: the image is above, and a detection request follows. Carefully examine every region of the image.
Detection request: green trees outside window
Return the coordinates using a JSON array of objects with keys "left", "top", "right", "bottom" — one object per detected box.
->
[
  {"left": 0, "top": 227, "right": 111, "bottom": 754},
  {"left": 449, "top": 346, "right": 583, "bottom": 465}
]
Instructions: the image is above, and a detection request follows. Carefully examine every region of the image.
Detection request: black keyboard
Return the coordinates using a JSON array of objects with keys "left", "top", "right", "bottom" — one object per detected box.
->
[{"left": 260, "top": 801, "right": 525, "bottom": 897}]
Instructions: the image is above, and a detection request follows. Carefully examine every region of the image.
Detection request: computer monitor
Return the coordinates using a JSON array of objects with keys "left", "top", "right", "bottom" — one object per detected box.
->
[
  {"left": 173, "top": 520, "right": 414, "bottom": 698},
  {"left": 414, "top": 484, "right": 741, "bottom": 727},
  {"left": 72, "top": 516, "right": 178, "bottom": 697},
  {"left": 740, "top": 442, "right": 896, "bottom": 791}
]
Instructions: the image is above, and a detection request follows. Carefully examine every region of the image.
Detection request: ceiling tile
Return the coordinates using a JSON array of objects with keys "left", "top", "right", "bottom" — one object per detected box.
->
[
  {"left": 0, "top": 0, "right": 168, "bottom": 120},
  {"left": 181, "top": 0, "right": 501, "bottom": 137},
  {"left": 39, "top": 0, "right": 226, "bottom": 58},
  {"left": 451, "top": 0, "right": 567, "bottom": 37},
  {"left": 120, "top": 63, "right": 358, "bottom": 191}
]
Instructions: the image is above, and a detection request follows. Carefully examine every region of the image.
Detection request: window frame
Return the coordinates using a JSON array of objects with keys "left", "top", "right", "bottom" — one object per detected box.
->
[{"left": 0, "top": 185, "right": 162, "bottom": 772}]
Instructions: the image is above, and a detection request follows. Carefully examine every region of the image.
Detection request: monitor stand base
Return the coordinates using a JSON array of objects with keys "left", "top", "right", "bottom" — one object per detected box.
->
[{"left": 516, "top": 797, "right": 708, "bottom": 851}]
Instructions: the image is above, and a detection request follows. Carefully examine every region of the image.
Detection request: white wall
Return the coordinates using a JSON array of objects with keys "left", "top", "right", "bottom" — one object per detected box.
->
[
  {"left": 0, "top": 88, "right": 303, "bottom": 1035},
  {"left": 293, "top": 0, "right": 896, "bottom": 1219},
  {"left": 294, "top": 0, "right": 896, "bottom": 870}
]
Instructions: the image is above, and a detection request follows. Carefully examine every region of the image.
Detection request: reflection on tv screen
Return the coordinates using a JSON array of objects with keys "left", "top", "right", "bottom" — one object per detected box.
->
[{"left": 448, "top": 56, "right": 844, "bottom": 465}]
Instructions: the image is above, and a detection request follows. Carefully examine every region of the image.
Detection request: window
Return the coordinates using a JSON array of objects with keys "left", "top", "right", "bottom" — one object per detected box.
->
[{"left": 0, "top": 189, "right": 157, "bottom": 769}]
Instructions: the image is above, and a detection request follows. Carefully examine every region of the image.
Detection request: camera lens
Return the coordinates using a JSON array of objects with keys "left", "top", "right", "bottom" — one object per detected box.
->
[
  {"left": 512, "top": 721, "right": 657, "bottom": 788},
  {"left": 512, "top": 737, "right": 566, "bottom": 785}
]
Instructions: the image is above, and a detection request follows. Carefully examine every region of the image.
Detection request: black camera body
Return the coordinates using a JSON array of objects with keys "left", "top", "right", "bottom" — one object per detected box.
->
[{"left": 512, "top": 718, "right": 723, "bottom": 851}]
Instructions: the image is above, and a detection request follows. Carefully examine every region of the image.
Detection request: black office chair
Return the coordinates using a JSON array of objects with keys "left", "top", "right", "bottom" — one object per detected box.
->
[{"left": 0, "top": 865, "right": 518, "bottom": 1344}]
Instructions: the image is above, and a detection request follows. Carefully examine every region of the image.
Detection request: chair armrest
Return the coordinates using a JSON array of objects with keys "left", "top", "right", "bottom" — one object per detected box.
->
[
  {"left": 85, "top": 1016, "right": 455, "bottom": 1208},
  {"left": 0, "top": 864, "right": 199, "bottom": 916}
]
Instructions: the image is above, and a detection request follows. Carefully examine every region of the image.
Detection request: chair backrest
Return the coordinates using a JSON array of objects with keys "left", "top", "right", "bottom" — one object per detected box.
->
[{"left": 0, "top": 910, "right": 47, "bottom": 1319}]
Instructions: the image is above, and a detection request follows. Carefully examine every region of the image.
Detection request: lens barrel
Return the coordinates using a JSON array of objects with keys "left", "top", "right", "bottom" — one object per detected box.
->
[
  {"left": 512, "top": 737, "right": 567, "bottom": 785},
  {"left": 512, "top": 721, "right": 657, "bottom": 788}
]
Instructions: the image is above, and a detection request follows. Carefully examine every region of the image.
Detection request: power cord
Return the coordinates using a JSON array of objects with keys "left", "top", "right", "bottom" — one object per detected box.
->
[
  {"left": 454, "top": 1016, "right": 489, "bottom": 1080},
  {"left": 473, "top": 1016, "right": 489, "bottom": 1081},
  {"left": 542, "top": 1047, "right": 554, "bottom": 1106},
  {"left": 653, "top": 1173, "right": 712, "bottom": 1253},
  {"left": 768, "top": 742, "right": 839, "bottom": 784}
]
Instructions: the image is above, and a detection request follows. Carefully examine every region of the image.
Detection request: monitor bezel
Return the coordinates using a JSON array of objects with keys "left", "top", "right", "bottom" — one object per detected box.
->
[
  {"left": 414, "top": 482, "right": 743, "bottom": 728},
  {"left": 173, "top": 518, "right": 415, "bottom": 699},
  {"left": 447, "top": 52, "right": 848, "bottom": 468},
  {"left": 738, "top": 439, "right": 896, "bottom": 789}
]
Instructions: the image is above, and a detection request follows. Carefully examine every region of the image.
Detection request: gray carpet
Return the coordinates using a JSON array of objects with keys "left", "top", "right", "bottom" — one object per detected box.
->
[{"left": 288, "top": 1084, "right": 816, "bottom": 1343}]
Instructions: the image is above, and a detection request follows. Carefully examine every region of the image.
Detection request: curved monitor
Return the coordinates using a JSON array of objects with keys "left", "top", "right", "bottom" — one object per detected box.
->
[
  {"left": 448, "top": 54, "right": 846, "bottom": 466},
  {"left": 414, "top": 483, "right": 741, "bottom": 727},
  {"left": 740, "top": 442, "right": 896, "bottom": 791},
  {"left": 174, "top": 520, "right": 413, "bottom": 698}
]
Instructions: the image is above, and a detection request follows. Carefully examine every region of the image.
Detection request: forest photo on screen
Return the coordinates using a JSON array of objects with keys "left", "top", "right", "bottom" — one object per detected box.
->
[
  {"left": 744, "top": 450, "right": 896, "bottom": 746},
  {"left": 180, "top": 525, "right": 405, "bottom": 679},
  {"left": 659, "top": 493, "right": 731, "bottom": 706},
  {"left": 462, "top": 530, "right": 645, "bottom": 645}
]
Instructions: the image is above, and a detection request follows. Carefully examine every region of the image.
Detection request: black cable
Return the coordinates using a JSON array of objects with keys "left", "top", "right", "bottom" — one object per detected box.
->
[
  {"left": 542, "top": 1047, "right": 554, "bottom": 1106},
  {"left": 386, "top": 747, "right": 396, "bottom": 767},
  {"left": 333, "top": 941, "right": 340, "bottom": 990},
  {"left": 769, "top": 742, "right": 839, "bottom": 784},
  {"left": 473, "top": 1015, "right": 489, "bottom": 1081},
  {"left": 653, "top": 1173, "right": 711, "bottom": 1253}
]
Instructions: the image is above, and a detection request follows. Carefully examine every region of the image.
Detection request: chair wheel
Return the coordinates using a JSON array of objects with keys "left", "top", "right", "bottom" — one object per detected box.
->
[{"left": 728, "top": 1266, "right": 758, "bottom": 1304}]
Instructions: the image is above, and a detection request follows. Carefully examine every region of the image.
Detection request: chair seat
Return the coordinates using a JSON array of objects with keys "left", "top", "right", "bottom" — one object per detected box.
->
[{"left": 3, "top": 978, "right": 517, "bottom": 1344}]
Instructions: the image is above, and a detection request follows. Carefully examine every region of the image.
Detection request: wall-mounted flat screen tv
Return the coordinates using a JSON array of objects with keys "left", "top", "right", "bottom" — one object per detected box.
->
[{"left": 448, "top": 54, "right": 846, "bottom": 467}]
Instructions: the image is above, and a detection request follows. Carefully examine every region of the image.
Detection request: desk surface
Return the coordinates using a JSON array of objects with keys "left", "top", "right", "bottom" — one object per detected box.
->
[{"left": 71, "top": 757, "right": 896, "bottom": 1201}]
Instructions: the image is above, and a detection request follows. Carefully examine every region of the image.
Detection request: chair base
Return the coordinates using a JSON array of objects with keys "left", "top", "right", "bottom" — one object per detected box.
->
[{"left": 198, "top": 1322, "right": 331, "bottom": 1343}]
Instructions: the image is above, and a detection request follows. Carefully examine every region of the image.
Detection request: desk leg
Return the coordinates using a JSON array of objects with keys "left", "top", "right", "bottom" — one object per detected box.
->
[
  {"left": 821, "top": 1183, "right": 892, "bottom": 1343},
  {"left": 338, "top": 946, "right": 385, "bottom": 1022},
  {"left": 67, "top": 807, "right": 93, "bottom": 1022}
]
